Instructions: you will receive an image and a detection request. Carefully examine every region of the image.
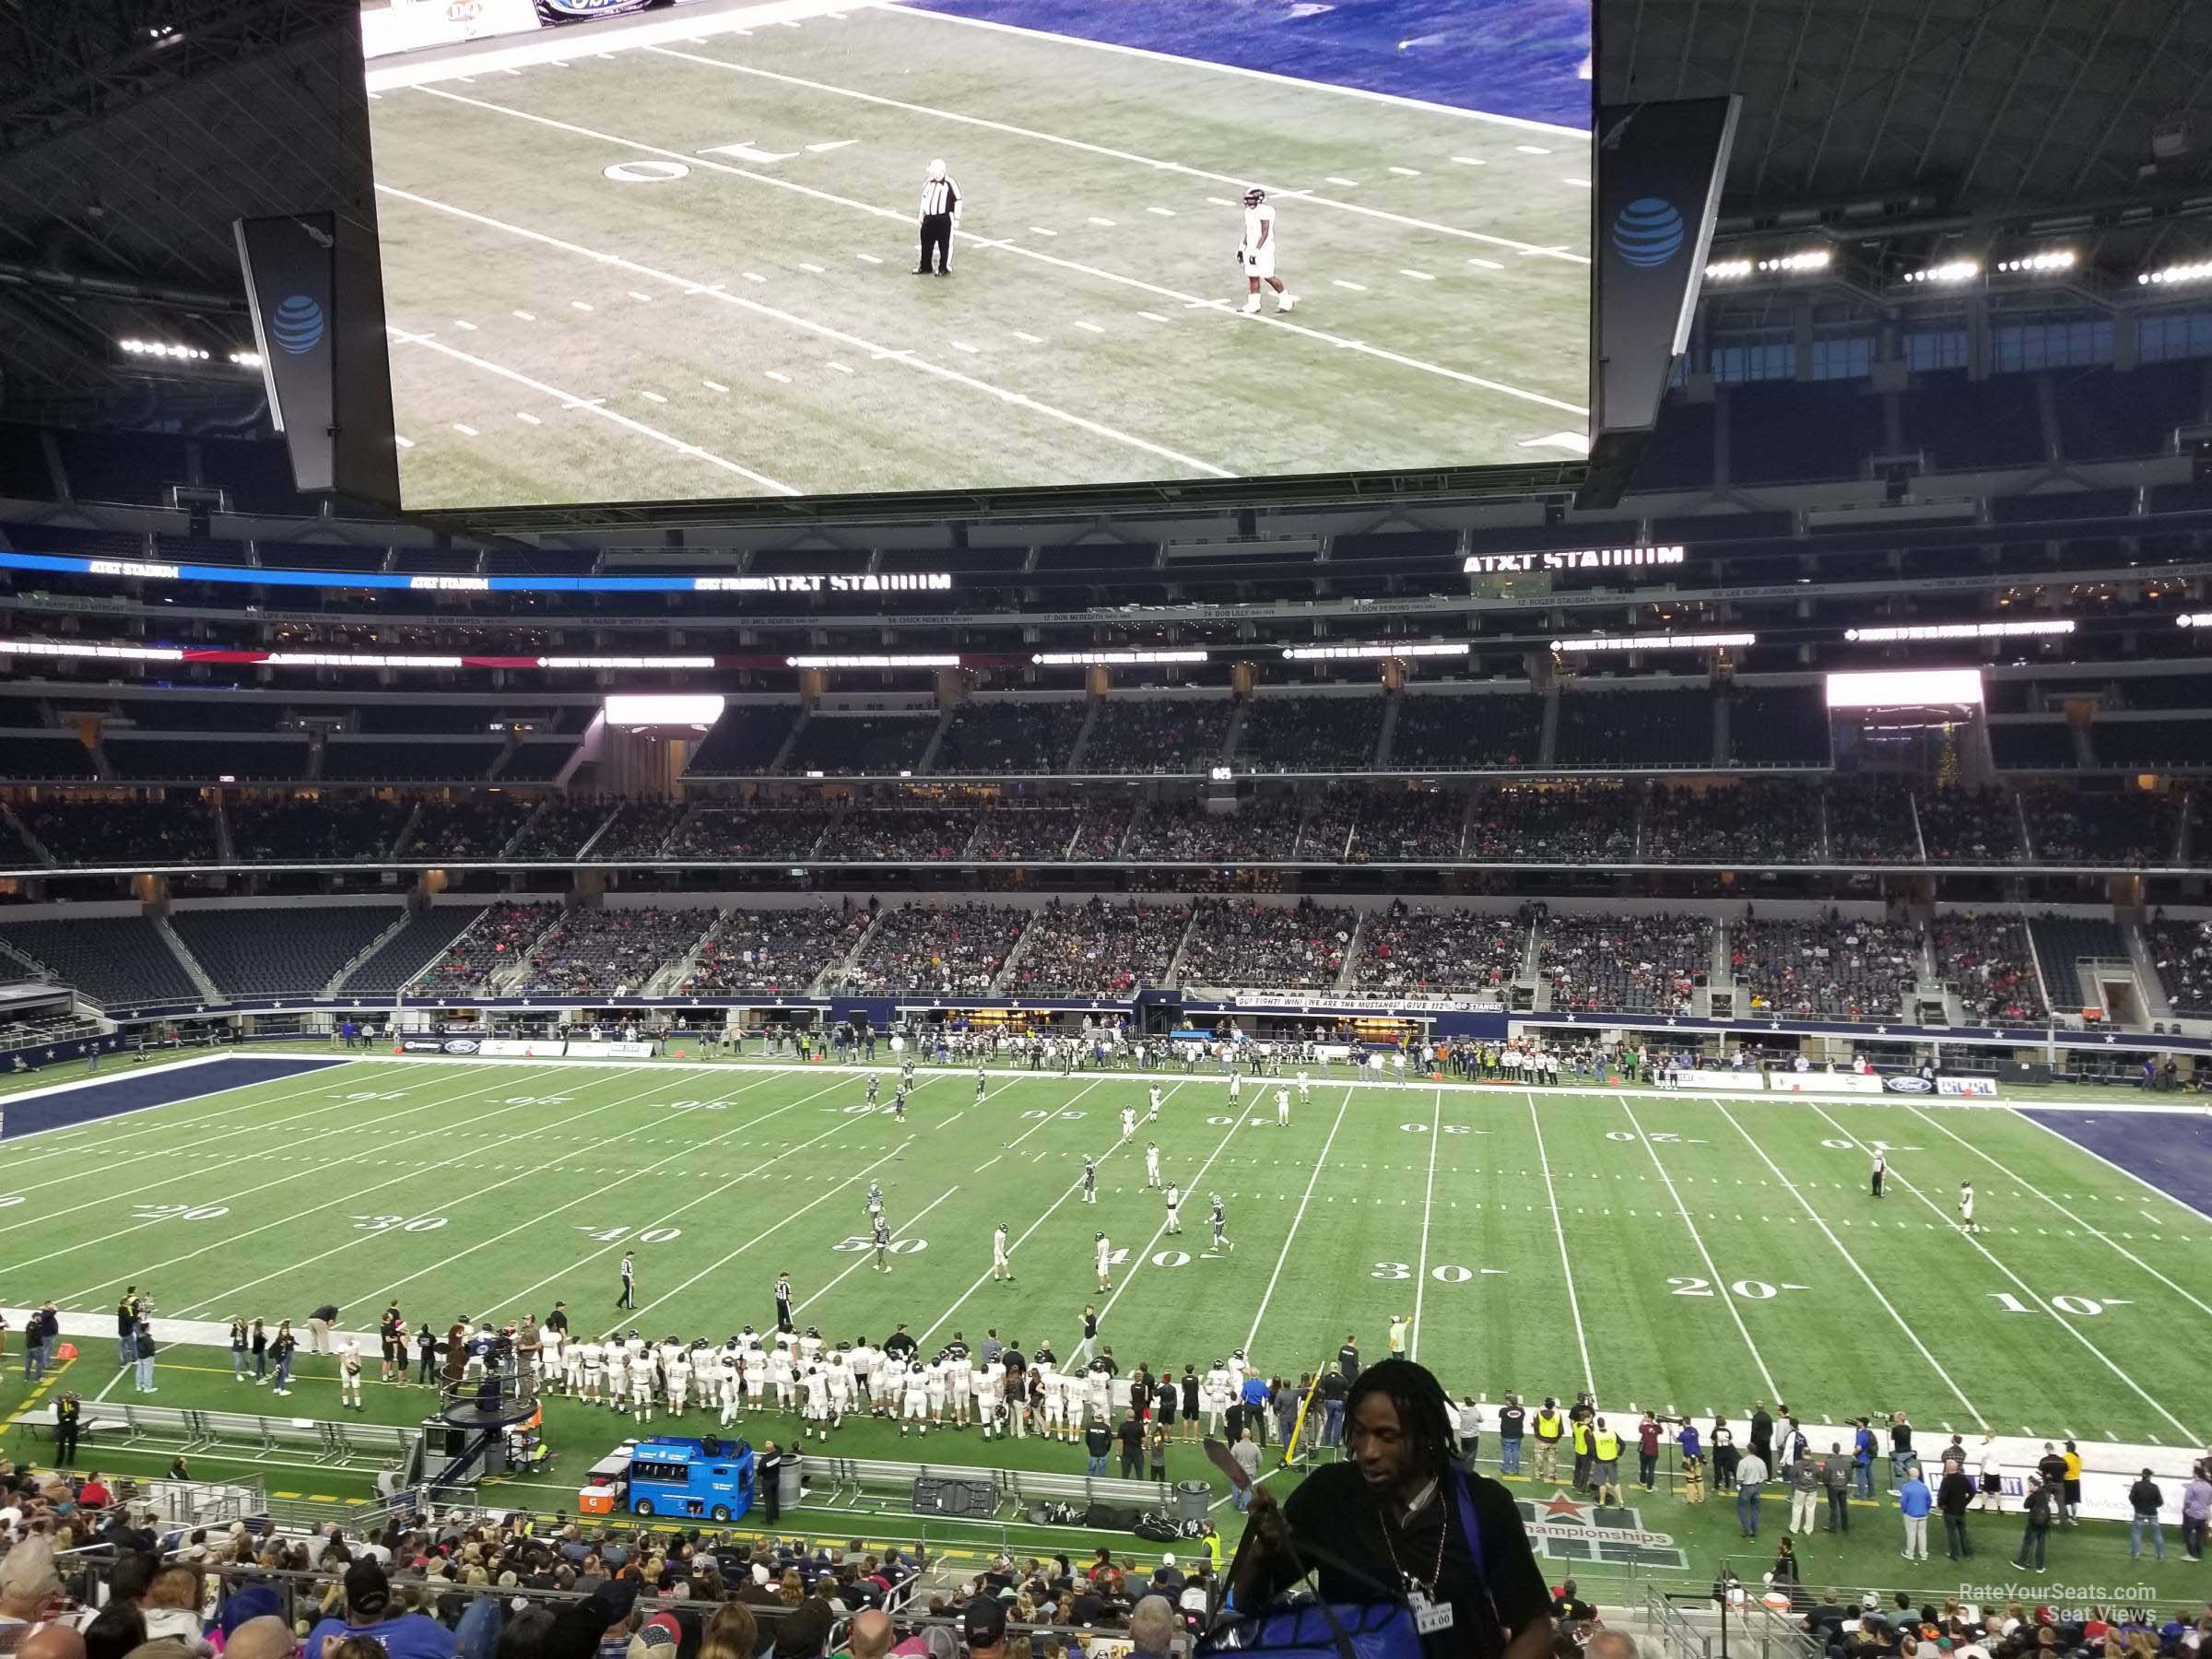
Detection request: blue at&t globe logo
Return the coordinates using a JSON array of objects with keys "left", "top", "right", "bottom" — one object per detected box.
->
[
  {"left": 270, "top": 293, "right": 324, "bottom": 355},
  {"left": 1612, "top": 198, "right": 1685, "bottom": 268}
]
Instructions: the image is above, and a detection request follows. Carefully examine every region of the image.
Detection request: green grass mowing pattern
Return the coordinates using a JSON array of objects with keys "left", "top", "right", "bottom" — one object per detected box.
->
[
  {"left": 10, "top": 1058, "right": 2212, "bottom": 1598},
  {"left": 364, "top": 4, "right": 1590, "bottom": 506}
]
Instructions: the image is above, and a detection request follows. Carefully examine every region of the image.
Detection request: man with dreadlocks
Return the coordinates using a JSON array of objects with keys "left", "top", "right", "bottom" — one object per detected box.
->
[{"left": 1226, "top": 1359, "right": 1554, "bottom": 1659}]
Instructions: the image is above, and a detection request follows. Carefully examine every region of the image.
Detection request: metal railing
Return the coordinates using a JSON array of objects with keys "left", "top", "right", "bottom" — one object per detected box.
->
[{"left": 1641, "top": 1584, "right": 1820, "bottom": 1659}]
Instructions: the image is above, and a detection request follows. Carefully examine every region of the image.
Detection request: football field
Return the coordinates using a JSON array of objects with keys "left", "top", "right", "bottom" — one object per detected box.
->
[
  {"left": 362, "top": 1, "right": 1593, "bottom": 507},
  {"left": 4, "top": 1055, "right": 2209, "bottom": 1450}
]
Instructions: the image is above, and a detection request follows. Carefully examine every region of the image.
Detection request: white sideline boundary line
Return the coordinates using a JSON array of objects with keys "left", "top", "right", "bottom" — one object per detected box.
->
[
  {"left": 644, "top": 46, "right": 1587, "bottom": 264},
  {"left": 1618, "top": 1092, "right": 1778, "bottom": 1400},
  {"left": 1707, "top": 1097, "right": 1981, "bottom": 1420},
  {"left": 1407, "top": 1087, "right": 1441, "bottom": 1361},
  {"left": 378, "top": 182, "right": 1237, "bottom": 478},
  {"left": 1524, "top": 1091, "right": 1594, "bottom": 1396},
  {"left": 385, "top": 326, "right": 801, "bottom": 495},
  {"left": 1806, "top": 1101, "right": 2201, "bottom": 1445},
  {"left": 393, "top": 94, "right": 1585, "bottom": 418},
  {"left": 1900, "top": 1102, "right": 2212, "bottom": 1320},
  {"left": 1243, "top": 1086, "right": 1353, "bottom": 1354}
]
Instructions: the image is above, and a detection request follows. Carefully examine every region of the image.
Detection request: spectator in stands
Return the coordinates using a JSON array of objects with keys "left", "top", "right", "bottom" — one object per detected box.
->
[
  {"left": 305, "top": 1560, "right": 457, "bottom": 1659},
  {"left": 1733, "top": 913, "right": 1920, "bottom": 1021},
  {"left": 0, "top": 1535, "right": 64, "bottom": 1652},
  {"left": 1125, "top": 1598, "right": 1179, "bottom": 1659},
  {"left": 1541, "top": 913, "right": 1711, "bottom": 1015},
  {"left": 1177, "top": 900, "right": 1355, "bottom": 992}
]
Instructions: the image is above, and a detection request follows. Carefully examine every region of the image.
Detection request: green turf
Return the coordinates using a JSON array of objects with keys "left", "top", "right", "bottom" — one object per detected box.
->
[
  {"left": 6, "top": 1056, "right": 2210, "bottom": 1599},
  {"left": 362, "top": 5, "right": 1591, "bottom": 506}
]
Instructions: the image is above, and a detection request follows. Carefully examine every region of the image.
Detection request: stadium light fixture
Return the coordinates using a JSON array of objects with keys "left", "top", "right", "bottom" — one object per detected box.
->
[
  {"left": 2176, "top": 614, "right": 2212, "bottom": 628},
  {"left": 1280, "top": 641, "right": 1469, "bottom": 661},
  {"left": 1550, "top": 631, "right": 1755, "bottom": 653},
  {"left": 1754, "top": 250, "right": 1830, "bottom": 274},
  {"left": 1992, "top": 250, "right": 2077, "bottom": 275},
  {"left": 541, "top": 656, "right": 716, "bottom": 670},
  {"left": 1901, "top": 260, "right": 1980, "bottom": 285},
  {"left": 1825, "top": 668, "right": 1984, "bottom": 709},
  {"left": 1702, "top": 258, "right": 1754, "bottom": 281},
  {"left": 1844, "top": 620, "right": 2075, "bottom": 642},
  {"left": 2139, "top": 259, "right": 2212, "bottom": 287},
  {"left": 1031, "top": 651, "right": 1209, "bottom": 665},
  {"left": 0, "top": 640, "right": 185, "bottom": 662},
  {"left": 228, "top": 349, "right": 264, "bottom": 369},
  {"left": 784, "top": 653, "right": 961, "bottom": 669},
  {"left": 118, "top": 338, "right": 211, "bottom": 360}
]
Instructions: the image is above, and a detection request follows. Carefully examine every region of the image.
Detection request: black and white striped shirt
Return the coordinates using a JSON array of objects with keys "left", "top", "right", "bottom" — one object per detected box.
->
[{"left": 919, "top": 175, "right": 960, "bottom": 218}]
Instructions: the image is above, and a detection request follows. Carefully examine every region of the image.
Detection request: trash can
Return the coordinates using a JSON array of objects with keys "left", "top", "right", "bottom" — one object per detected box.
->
[
  {"left": 779, "top": 1452, "right": 806, "bottom": 1512},
  {"left": 1175, "top": 1479, "right": 1211, "bottom": 1526}
]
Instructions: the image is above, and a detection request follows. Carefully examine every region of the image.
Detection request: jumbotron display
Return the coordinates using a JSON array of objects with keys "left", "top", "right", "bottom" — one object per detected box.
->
[{"left": 359, "top": 0, "right": 1593, "bottom": 509}]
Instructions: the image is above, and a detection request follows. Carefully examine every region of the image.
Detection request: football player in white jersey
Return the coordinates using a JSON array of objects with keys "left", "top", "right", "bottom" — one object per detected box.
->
[
  {"left": 338, "top": 1340, "right": 364, "bottom": 1412},
  {"left": 1040, "top": 1360, "right": 1067, "bottom": 1439},
  {"left": 540, "top": 1324, "right": 566, "bottom": 1393},
  {"left": 900, "top": 1361, "right": 930, "bottom": 1431},
  {"left": 1164, "top": 1182, "right": 1182, "bottom": 1234},
  {"left": 744, "top": 1347, "right": 768, "bottom": 1410},
  {"left": 1237, "top": 187, "right": 1294, "bottom": 314},
  {"left": 577, "top": 1336, "right": 605, "bottom": 1405},
  {"left": 992, "top": 1222, "right": 1013, "bottom": 1281},
  {"left": 801, "top": 1364, "right": 830, "bottom": 1437},
  {"left": 850, "top": 1335, "right": 876, "bottom": 1407},
  {"left": 798, "top": 1325, "right": 824, "bottom": 1364},
  {"left": 924, "top": 1353, "right": 948, "bottom": 1426},
  {"left": 629, "top": 1348, "right": 655, "bottom": 1422},
  {"left": 602, "top": 1339, "right": 628, "bottom": 1406},
  {"left": 1147, "top": 1085, "right": 1163, "bottom": 1121},
  {"left": 769, "top": 1344, "right": 795, "bottom": 1410},
  {"left": 1276, "top": 1086, "right": 1291, "bottom": 1125},
  {"left": 1296, "top": 1069, "right": 1311, "bottom": 1104},
  {"left": 1095, "top": 1230, "right": 1112, "bottom": 1292},
  {"left": 689, "top": 1338, "right": 715, "bottom": 1400},
  {"left": 975, "top": 1364, "right": 1002, "bottom": 1439},
  {"left": 665, "top": 1345, "right": 690, "bottom": 1417},
  {"left": 1204, "top": 1359, "right": 1234, "bottom": 1433},
  {"left": 1145, "top": 1141, "right": 1161, "bottom": 1189},
  {"left": 1228, "top": 1071, "right": 1242, "bottom": 1104}
]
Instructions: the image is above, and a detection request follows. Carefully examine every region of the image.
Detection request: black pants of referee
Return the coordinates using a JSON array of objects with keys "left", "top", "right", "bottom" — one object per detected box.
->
[{"left": 917, "top": 213, "right": 952, "bottom": 274}]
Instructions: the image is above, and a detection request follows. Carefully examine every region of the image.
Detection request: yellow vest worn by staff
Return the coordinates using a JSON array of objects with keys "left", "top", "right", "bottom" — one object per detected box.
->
[
  {"left": 1594, "top": 1428, "right": 1620, "bottom": 1462},
  {"left": 1571, "top": 1420, "right": 1592, "bottom": 1456},
  {"left": 1535, "top": 1409, "right": 1563, "bottom": 1442}
]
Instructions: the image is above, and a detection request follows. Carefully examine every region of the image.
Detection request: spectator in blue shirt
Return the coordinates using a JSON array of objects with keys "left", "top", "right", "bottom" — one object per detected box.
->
[
  {"left": 305, "top": 1560, "right": 456, "bottom": 1659},
  {"left": 1853, "top": 1419, "right": 1877, "bottom": 1499},
  {"left": 1899, "top": 1465, "right": 1933, "bottom": 1561},
  {"left": 1241, "top": 1375, "right": 1272, "bottom": 1447}
]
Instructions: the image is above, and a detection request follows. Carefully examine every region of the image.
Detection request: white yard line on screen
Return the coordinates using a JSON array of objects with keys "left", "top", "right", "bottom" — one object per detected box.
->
[
  {"left": 1524, "top": 1093, "right": 1594, "bottom": 1396},
  {"left": 1618, "top": 1093, "right": 1777, "bottom": 1400},
  {"left": 1806, "top": 1101, "right": 2199, "bottom": 1443},
  {"left": 384, "top": 327, "right": 800, "bottom": 495},
  {"left": 377, "top": 182, "right": 1238, "bottom": 477},
  {"left": 398, "top": 91, "right": 1588, "bottom": 417},
  {"left": 794, "top": 1185, "right": 959, "bottom": 1313},
  {"left": 644, "top": 45, "right": 1585, "bottom": 264},
  {"left": 1407, "top": 1088, "right": 1441, "bottom": 1361},
  {"left": 1709, "top": 1097, "right": 1980, "bottom": 1418},
  {"left": 1900, "top": 1103, "right": 2212, "bottom": 1319},
  {"left": 1243, "top": 1088, "right": 1352, "bottom": 1355}
]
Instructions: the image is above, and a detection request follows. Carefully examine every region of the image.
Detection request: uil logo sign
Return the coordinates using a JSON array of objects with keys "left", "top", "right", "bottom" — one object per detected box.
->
[{"left": 1515, "top": 1491, "right": 1690, "bottom": 1571}]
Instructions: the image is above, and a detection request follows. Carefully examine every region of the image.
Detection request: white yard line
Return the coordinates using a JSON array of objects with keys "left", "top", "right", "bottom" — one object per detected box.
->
[
  {"left": 379, "top": 181, "right": 1238, "bottom": 477},
  {"left": 1407, "top": 1088, "right": 1442, "bottom": 1361},
  {"left": 1618, "top": 1093, "right": 1779, "bottom": 1400},
  {"left": 173, "top": 1067, "right": 802, "bottom": 1317},
  {"left": 0, "top": 1063, "right": 576, "bottom": 1243},
  {"left": 397, "top": 92, "right": 1586, "bottom": 417},
  {"left": 794, "top": 1185, "right": 959, "bottom": 1313},
  {"left": 642, "top": 45, "right": 1585, "bottom": 262},
  {"left": 29, "top": 1065, "right": 587, "bottom": 1297},
  {"left": 1710, "top": 1098, "right": 1981, "bottom": 1419},
  {"left": 385, "top": 326, "right": 800, "bottom": 495},
  {"left": 1901, "top": 1103, "right": 2212, "bottom": 1320},
  {"left": 1524, "top": 1093, "right": 1595, "bottom": 1396},
  {"left": 1806, "top": 1102, "right": 2201, "bottom": 1443},
  {"left": 1244, "top": 1088, "right": 1353, "bottom": 1354}
]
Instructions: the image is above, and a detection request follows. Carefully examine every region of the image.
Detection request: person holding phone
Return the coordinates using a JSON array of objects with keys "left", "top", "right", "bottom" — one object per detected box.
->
[{"left": 1223, "top": 1359, "right": 1554, "bottom": 1659}]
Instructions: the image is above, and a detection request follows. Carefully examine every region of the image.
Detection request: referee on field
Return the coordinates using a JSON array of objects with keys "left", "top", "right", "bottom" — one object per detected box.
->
[{"left": 916, "top": 159, "right": 959, "bottom": 276}]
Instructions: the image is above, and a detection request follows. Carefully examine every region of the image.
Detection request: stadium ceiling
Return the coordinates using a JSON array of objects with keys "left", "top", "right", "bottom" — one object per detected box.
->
[{"left": 0, "top": 0, "right": 2205, "bottom": 429}]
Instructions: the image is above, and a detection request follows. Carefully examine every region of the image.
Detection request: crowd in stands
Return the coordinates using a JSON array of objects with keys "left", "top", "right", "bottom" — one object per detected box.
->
[
  {"left": 519, "top": 908, "right": 714, "bottom": 996},
  {"left": 786, "top": 714, "right": 936, "bottom": 776},
  {"left": 403, "top": 796, "right": 535, "bottom": 862},
  {"left": 229, "top": 797, "right": 411, "bottom": 865},
  {"left": 1552, "top": 687, "right": 1714, "bottom": 768},
  {"left": 2148, "top": 914, "right": 2212, "bottom": 1016},
  {"left": 598, "top": 802, "right": 690, "bottom": 862},
  {"left": 934, "top": 700, "right": 1085, "bottom": 773},
  {"left": 1235, "top": 695, "right": 1384, "bottom": 771},
  {"left": 965, "top": 806, "right": 1085, "bottom": 863},
  {"left": 1917, "top": 786, "right": 2026, "bottom": 864},
  {"left": 510, "top": 799, "right": 618, "bottom": 860},
  {"left": 1824, "top": 782, "right": 1922, "bottom": 864},
  {"left": 1539, "top": 911, "right": 1712, "bottom": 1014},
  {"left": 1292, "top": 787, "right": 1360, "bottom": 863},
  {"left": 1729, "top": 913, "right": 1922, "bottom": 1020},
  {"left": 2020, "top": 787, "right": 2181, "bottom": 866},
  {"left": 1929, "top": 912, "right": 2048, "bottom": 1023},
  {"left": 1003, "top": 898, "right": 1190, "bottom": 995},
  {"left": 1641, "top": 782, "right": 1823, "bottom": 864},
  {"left": 821, "top": 811, "right": 977, "bottom": 864},
  {"left": 1175, "top": 899, "right": 1355, "bottom": 989},
  {"left": 1351, "top": 901, "right": 1525, "bottom": 997},
  {"left": 1347, "top": 789, "right": 1466, "bottom": 863},
  {"left": 1078, "top": 700, "right": 1231, "bottom": 774},
  {"left": 18, "top": 799, "right": 217, "bottom": 865},
  {"left": 1123, "top": 800, "right": 1302, "bottom": 864},
  {"left": 416, "top": 902, "right": 559, "bottom": 995},
  {"left": 1063, "top": 804, "right": 1134, "bottom": 861},
  {"left": 841, "top": 902, "right": 1025, "bottom": 996},
  {"left": 669, "top": 809, "right": 834, "bottom": 864},
  {"left": 1390, "top": 692, "right": 1540, "bottom": 770},
  {"left": 1464, "top": 784, "right": 1637, "bottom": 863},
  {"left": 681, "top": 906, "right": 866, "bottom": 995}
]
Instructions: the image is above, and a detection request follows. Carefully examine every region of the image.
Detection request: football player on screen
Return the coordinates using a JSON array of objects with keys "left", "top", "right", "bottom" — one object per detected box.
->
[{"left": 1237, "top": 187, "right": 1295, "bottom": 315}]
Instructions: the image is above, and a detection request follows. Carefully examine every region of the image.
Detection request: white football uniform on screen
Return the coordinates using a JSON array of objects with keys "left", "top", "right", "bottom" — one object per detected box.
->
[{"left": 1242, "top": 203, "right": 1277, "bottom": 279}]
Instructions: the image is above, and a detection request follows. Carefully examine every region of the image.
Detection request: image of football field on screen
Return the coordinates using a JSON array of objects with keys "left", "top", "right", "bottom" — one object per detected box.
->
[{"left": 362, "top": 0, "right": 1593, "bottom": 510}]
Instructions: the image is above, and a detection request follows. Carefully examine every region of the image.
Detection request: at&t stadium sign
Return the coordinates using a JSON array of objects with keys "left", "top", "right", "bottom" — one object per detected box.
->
[{"left": 1465, "top": 545, "right": 1687, "bottom": 575}]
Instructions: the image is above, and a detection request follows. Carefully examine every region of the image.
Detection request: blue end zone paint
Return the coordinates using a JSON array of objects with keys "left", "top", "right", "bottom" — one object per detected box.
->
[
  {"left": 0, "top": 1056, "right": 346, "bottom": 1140},
  {"left": 897, "top": 0, "right": 1592, "bottom": 130},
  {"left": 2017, "top": 1108, "right": 2212, "bottom": 1222}
]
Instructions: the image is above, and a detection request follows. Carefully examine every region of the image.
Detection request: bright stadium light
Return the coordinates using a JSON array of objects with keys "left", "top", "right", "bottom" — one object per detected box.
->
[
  {"left": 1281, "top": 641, "right": 1469, "bottom": 661},
  {"left": 1825, "top": 668, "right": 1984, "bottom": 709},
  {"left": 2176, "top": 614, "right": 2212, "bottom": 628},
  {"left": 1031, "top": 650, "right": 1209, "bottom": 666},
  {"left": 118, "top": 337, "right": 211, "bottom": 360},
  {"left": 540, "top": 656, "right": 716, "bottom": 670},
  {"left": 2139, "top": 260, "right": 2212, "bottom": 287},
  {"left": 1551, "top": 631, "right": 1755, "bottom": 653},
  {"left": 605, "top": 692, "right": 725, "bottom": 726},
  {"left": 1755, "top": 249, "right": 1830, "bottom": 273},
  {"left": 784, "top": 653, "right": 961, "bottom": 669},
  {"left": 0, "top": 640, "right": 184, "bottom": 662},
  {"left": 1993, "top": 250, "right": 2077, "bottom": 275},
  {"left": 1902, "top": 260, "right": 1980, "bottom": 285},
  {"left": 1844, "top": 620, "right": 2075, "bottom": 642},
  {"left": 1703, "top": 258, "right": 1754, "bottom": 281}
]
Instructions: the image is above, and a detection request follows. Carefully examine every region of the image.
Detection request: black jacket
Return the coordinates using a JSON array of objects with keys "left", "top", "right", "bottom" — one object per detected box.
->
[
  {"left": 1937, "top": 1471, "right": 1974, "bottom": 1516},
  {"left": 2129, "top": 1478, "right": 2163, "bottom": 1515}
]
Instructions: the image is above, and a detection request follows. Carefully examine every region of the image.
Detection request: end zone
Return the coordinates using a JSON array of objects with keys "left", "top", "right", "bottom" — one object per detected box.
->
[{"left": 0, "top": 1054, "right": 350, "bottom": 1142}]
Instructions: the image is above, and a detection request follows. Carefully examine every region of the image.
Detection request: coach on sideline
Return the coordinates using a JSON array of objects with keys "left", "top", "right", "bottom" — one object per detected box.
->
[{"left": 916, "top": 159, "right": 960, "bottom": 276}]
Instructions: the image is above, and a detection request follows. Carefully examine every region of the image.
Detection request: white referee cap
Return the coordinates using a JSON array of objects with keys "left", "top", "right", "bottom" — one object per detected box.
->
[{"left": 928, "top": 159, "right": 946, "bottom": 180}]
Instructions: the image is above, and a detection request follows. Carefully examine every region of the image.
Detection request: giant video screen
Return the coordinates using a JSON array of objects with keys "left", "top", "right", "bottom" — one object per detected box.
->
[{"left": 360, "top": 0, "right": 1593, "bottom": 509}]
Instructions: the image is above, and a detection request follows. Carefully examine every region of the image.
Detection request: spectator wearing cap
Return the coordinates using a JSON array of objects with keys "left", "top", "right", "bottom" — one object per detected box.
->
[
  {"left": 630, "top": 1612, "right": 682, "bottom": 1659},
  {"left": 0, "top": 1535, "right": 65, "bottom": 1653},
  {"left": 304, "top": 1559, "right": 457, "bottom": 1659},
  {"left": 961, "top": 1597, "right": 1007, "bottom": 1658}
]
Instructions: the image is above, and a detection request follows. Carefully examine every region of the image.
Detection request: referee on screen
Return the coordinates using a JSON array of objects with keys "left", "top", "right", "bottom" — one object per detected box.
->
[{"left": 916, "top": 159, "right": 960, "bottom": 276}]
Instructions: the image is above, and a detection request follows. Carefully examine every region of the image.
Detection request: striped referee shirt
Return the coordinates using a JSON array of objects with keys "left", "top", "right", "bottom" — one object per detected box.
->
[{"left": 920, "top": 175, "right": 960, "bottom": 217}]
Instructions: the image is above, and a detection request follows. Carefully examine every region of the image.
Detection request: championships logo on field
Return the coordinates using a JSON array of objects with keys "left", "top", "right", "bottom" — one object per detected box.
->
[{"left": 1514, "top": 1492, "right": 1690, "bottom": 1571}]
